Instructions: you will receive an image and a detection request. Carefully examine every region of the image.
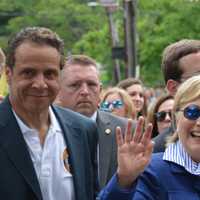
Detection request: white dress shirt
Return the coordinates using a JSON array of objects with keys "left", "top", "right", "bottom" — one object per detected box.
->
[{"left": 13, "top": 107, "right": 75, "bottom": 200}]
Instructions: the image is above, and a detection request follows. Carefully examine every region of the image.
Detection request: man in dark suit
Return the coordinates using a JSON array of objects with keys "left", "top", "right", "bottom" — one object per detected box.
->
[
  {"left": 0, "top": 27, "right": 98, "bottom": 200},
  {"left": 153, "top": 39, "right": 200, "bottom": 152},
  {"left": 96, "top": 110, "right": 128, "bottom": 188},
  {"left": 55, "top": 55, "right": 134, "bottom": 189}
]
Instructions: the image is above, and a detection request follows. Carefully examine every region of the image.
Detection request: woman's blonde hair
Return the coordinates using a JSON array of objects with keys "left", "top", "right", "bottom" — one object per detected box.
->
[
  {"left": 167, "top": 75, "right": 200, "bottom": 145},
  {"left": 101, "top": 87, "right": 136, "bottom": 119}
]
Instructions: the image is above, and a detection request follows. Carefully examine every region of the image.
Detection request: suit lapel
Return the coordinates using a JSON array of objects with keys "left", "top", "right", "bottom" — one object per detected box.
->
[
  {"left": 53, "top": 107, "right": 87, "bottom": 199},
  {"left": 97, "top": 111, "right": 114, "bottom": 187},
  {"left": 0, "top": 98, "right": 42, "bottom": 200}
]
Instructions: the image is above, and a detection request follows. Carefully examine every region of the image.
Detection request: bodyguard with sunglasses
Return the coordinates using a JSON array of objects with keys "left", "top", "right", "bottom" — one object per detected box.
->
[
  {"left": 153, "top": 39, "right": 200, "bottom": 152},
  {"left": 99, "top": 75, "right": 200, "bottom": 200}
]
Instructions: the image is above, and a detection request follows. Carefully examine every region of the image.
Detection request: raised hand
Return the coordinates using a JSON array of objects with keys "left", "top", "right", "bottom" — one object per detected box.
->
[{"left": 116, "top": 117, "right": 154, "bottom": 188}]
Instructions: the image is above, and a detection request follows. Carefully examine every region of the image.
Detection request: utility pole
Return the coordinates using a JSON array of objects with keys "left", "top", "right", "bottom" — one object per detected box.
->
[
  {"left": 105, "top": 7, "right": 121, "bottom": 83},
  {"left": 99, "top": 0, "right": 121, "bottom": 83},
  {"left": 124, "top": 0, "right": 137, "bottom": 78},
  {"left": 88, "top": 0, "right": 138, "bottom": 81}
]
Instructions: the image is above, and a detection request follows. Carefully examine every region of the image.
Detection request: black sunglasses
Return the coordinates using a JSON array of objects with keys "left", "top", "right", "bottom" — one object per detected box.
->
[
  {"left": 155, "top": 111, "right": 172, "bottom": 122},
  {"left": 100, "top": 100, "right": 124, "bottom": 112},
  {"left": 179, "top": 104, "right": 200, "bottom": 121}
]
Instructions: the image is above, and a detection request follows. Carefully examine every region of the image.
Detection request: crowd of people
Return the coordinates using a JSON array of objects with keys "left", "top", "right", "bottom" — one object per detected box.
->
[{"left": 0, "top": 26, "right": 200, "bottom": 200}]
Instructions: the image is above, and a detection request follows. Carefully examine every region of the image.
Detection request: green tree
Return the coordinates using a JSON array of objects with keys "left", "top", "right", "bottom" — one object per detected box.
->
[
  {"left": 138, "top": 0, "right": 200, "bottom": 86},
  {"left": 0, "top": 0, "right": 200, "bottom": 87}
]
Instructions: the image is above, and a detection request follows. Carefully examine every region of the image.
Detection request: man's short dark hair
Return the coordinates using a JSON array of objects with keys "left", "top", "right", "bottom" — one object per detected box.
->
[
  {"left": 161, "top": 39, "right": 200, "bottom": 83},
  {"left": 6, "top": 27, "right": 65, "bottom": 69}
]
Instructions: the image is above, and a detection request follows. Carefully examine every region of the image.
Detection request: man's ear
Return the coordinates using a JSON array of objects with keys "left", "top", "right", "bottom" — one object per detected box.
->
[
  {"left": 166, "top": 79, "right": 180, "bottom": 96},
  {"left": 5, "top": 66, "right": 13, "bottom": 85}
]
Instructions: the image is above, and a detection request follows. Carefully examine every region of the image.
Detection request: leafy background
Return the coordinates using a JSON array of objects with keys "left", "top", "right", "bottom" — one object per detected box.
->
[{"left": 0, "top": 0, "right": 200, "bottom": 95}]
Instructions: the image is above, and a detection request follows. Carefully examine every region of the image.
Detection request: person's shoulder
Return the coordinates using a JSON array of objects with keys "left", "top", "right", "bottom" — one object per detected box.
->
[
  {"left": 53, "top": 105, "right": 96, "bottom": 127},
  {"left": 98, "top": 110, "right": 134, "bottom": 124},
  {"left": 153, "top": 128, "right": 171, "bottom": 142},
  {"left": 97, "top": 110, "right": 136, "bottom": 134},
  {"left": 151, "top": 152, "right": 164, "bottom": 162},
  {"left": 152, "top": 127, "right": 174, "bottom": 153},
  {"left": 148, "top": 153, "right": 171, "bottom": 173},
  {"left": 0, "top": 96, "right": 12, "bottom": 118},
  {"left": 53, "top": 105, "right": 98, "bottom": 142},
  {"left": 140, "top": 153, "right": 180, "bottom": 196}
]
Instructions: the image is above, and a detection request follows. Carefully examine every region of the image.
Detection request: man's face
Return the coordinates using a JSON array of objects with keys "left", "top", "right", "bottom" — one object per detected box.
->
[
  {"left": 57, "top": 64, "right": 101, "bottom": 117},
  {"left": 167, "top": 52, "right": 200, "bottom": 96},
  {"left": 180, "top": 52, "right": 200, "bottom": 82},
  {"left": 6, "top": 41, "right": 61, "bottom": 115}
]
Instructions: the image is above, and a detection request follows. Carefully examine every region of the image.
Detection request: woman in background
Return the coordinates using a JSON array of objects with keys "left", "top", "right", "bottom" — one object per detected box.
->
[
  {"left": 117, "top": 78, "right": 147, "bottom": 119},
  {"left": 100, "top": 87, "right": 136, "bottom": 119},
  {"left": 146, "top": 94, "right": 174, "bottom": 137}
]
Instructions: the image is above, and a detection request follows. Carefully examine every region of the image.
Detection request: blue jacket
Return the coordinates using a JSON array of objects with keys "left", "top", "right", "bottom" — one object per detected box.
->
[{"left": 99, "top": 153, "right": 200, "bottom": 200}]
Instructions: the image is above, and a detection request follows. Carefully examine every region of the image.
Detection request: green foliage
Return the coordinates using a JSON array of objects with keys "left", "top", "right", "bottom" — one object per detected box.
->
[
  {"left": 0, "top": 0, "right": 105, "bottom": 50},
  {"left": 138, "top": 0, "right": 200, "bottom": 86},
  {"left": 73, "top": 24, "right": 114, "bottom": 84},
  {"left": 0, "top": 0, "right": 200, "bottom": 88}
]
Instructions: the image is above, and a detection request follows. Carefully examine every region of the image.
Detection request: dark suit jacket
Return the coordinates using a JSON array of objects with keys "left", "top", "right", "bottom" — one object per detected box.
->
[
  {"left": 99, "top": 153, "right": 200, "bottom": 200},
  {"left": 0, "top": 97, "right": 98, "bottom": 200},
  {"left": 97, "top": 110, "right": 135, "bottom": 189}
]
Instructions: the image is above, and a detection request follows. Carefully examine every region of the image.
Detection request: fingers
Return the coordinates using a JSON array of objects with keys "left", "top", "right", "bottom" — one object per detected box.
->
[
  {"left": 141, "top": 123, "right": 153, "bottom": 146},
  {"left": 116, "top": 118, "right": 153, "bottom": 148},
  {"left": 133, "top": 117, "right": 144, "bottom": 143},
  {"left": 125, "top": 119, "right": 133, "bottom": 143},
  {"left": 137, "top": 140, "right": 154, "bottom": 169},
  {"left": 143, "top": 140, "right": 154, "bottom": 161},
  {"left": 116, "top": 126, "right": 123, "bottom": 147}
]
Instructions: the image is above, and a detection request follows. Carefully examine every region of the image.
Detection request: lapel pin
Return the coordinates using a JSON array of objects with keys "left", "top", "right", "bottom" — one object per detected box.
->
[
  {"left": 62, "top": 148, "right": 72, "bottom": 173},
  {"left": 105, "top": 128, "right": 111, "bottom": 135}
]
